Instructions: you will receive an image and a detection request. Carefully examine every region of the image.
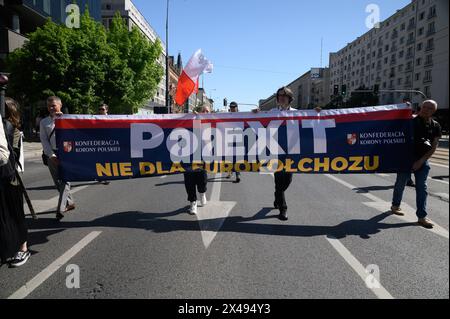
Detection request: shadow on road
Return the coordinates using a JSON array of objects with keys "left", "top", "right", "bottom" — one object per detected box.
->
[
  {"left": 355, "top": 185, "right": 395, "bottom": 193},
  {"left": 26, "top": 207, "right": 418, "bottom": 254}
]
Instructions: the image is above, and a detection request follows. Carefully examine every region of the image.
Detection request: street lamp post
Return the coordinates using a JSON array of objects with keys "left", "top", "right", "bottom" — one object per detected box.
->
[{"left": 165, "top": 0, "right": 170, "bottom": 114}]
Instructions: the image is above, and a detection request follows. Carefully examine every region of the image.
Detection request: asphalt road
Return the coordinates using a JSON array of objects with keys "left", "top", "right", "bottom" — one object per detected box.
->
[{"left": 0, "top": 156, "right": 448, "bottom": 299}]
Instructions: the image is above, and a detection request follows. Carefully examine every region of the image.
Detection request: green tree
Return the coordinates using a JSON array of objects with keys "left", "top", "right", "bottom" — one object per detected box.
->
[
  {"left": 105, "top": 12, "right": 163, "bottom": 114},
  {"left": 6, "top": 11, "right": 163, "bottom": 115}
]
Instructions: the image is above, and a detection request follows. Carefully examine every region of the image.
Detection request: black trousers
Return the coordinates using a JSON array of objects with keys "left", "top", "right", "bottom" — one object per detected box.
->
[
  {"left": 184, "top": 170, "right": 207, "bottom": 202},
  {"left": 274, "top": 171, "right": 293, "bottom": 210}
]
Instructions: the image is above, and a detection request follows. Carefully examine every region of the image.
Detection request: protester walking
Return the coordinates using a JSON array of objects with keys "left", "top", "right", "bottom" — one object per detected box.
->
[
  {"left": 226, "top": 102, "right": 241, "bottom": 183},
  {"left": 391, "top": 100, "right": 442, "bottom": 229},
  {"left": 40, "top": 96, "right": 75, "bottom": 221},
  {"left": 184, "top": 105, "right": 210, "bottom": 215},
  {"left": 0, "top": 98, "right": 30, "bottom": 267}
]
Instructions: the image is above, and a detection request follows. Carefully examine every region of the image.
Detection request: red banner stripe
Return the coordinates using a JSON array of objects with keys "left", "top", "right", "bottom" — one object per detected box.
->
[{"left": 56, "top": 109, "right": 412, "bottom": 130}]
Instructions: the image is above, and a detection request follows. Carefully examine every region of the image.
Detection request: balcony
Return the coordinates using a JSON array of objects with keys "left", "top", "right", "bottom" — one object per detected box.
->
[
  {"left": 424, "top": 61, "right": 433, "bottom": 68},
  {"left": 423, "top": 77, "right": 432, "bottom": 83},
  {"left": 406, "top": 37, "right": 415, "bottom": 46},
  {"left": 391, "top": 32, "right": 398, "bottom": 40},
  {"left": 390, "top": 59, "right": 397, "bottom": 66},
  {"left": 390, "top": 46, "right": 398, "bottom": 53},
  {"left": 405, "top": 65, "right": 413, "bottom": 73},
  {"left": 425, "top": 44, "right": 435, "bottom": 52},
  {"left": 407, "top": 23, "right": 415, "bottom": 31},
  {"left": 427, "top": 29, "right": 436, "bottom": 37},
  {"left": 427, "top": 11, "right": 437, "bottom": 20},
  {"left": 389, "top": 73, "right": 396, "bottom": 78},
  {"left": 406, "top": 53, "right": 414, "bottom": 60},
  {"left": 0, "top": 27, "right": 28, "bottom": 54}
]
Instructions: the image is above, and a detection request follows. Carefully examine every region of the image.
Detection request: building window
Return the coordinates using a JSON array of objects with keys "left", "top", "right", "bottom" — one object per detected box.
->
[
  {"left": 427, "top": 22, "right": 436, "bottom": 35},
  {"left": 425, "top": 54, "right": 433, "bottom": 67},
  {"left": 426, "top": 38, "right": 434, "bottom": 50},
  {"left": 423, "top": 70, "right": 431, "bottom": 82},
  {"left": 416, "top": 58, "right": 422, "bottom": 66},
  {"left": 417, "top": 43, "right": 423, "bottom": 51},
  {"left": 424, "top": 86, "right": 431, "bottom": 97},
  {"left": 43, "top": 0, "right": 51, "bottom": 14},
  {"left": 428, "top": 5, "right": 436, "bottom": 19},
  {"left": 419, "top": 12, "right": 425, "bottom": 20},
  {"left": 415, "top": 73, "right": 420, "bottom": 81}
]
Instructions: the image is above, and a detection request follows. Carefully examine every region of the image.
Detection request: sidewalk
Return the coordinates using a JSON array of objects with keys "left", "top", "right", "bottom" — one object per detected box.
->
[{"left": 24, "top": 141, "right": 43, "bottom": 160}]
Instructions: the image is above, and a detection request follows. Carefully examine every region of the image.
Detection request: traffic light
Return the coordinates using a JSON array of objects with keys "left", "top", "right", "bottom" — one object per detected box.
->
[
  {"left": 373, "top": 84, "right": 380, "bottom": 95},
  {"left": 341, "top": 85, "right": 347, "bottom": 96},
  {"left": 223, "top": 98, "right": 228, "bottom": 107},
  {"left": 333, "top": 85, "right": 339, "bottom": 96}
]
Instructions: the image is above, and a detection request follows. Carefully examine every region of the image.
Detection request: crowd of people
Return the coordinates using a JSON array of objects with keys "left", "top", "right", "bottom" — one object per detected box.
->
[{"left": 0, "top": 87, "right": 442, "bottom": 268}]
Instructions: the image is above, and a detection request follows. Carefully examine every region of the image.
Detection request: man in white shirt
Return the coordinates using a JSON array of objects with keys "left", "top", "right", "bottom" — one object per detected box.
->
[
  {"left": 40, "top": 96, "right": 75, "bottom": 220},
  {"left": 226, "top": 102, "right": 242, "bottom": 183},
  {"left": 254, "top": 87, "right": 321, "bottom": 221}
]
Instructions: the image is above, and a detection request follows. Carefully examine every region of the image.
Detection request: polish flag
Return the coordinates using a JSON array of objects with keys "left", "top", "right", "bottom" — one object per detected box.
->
[{"left": 175, "top": 49, "right": 213, "bottom": 106}]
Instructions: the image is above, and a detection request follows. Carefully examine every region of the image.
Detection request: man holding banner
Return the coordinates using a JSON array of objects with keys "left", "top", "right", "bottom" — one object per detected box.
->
[
  {"left": 269, "top": 87, "right": 298, "bottom": 221},
  {"left": 40, "top": 96, "right": 75, "bottom": 221},
  {"left": 391, "top": 100, "right": 442, "bottom": 229}
]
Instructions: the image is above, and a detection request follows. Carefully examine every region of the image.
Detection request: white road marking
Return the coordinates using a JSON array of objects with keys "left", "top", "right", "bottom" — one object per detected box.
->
[
  {"left": 325, "top": 236, "right": 394, "bottom": 299},
  {"left": 325, "top": 174, "right": 449, "bottom": 239},
  {"left": 196, "top": 174, "right": 236, "bottom": 249},
  {"left": 376, "top": 174, "right": 390, "bottom": 177},
  {"left": 160, "top": 175, "right": 167, "bottom": 179},
  {"left": 8, "top": 231, "right": 102, "bottom": 299},
  {"left": 428, "top": 177, "right": 449, "bottom": 185},
  {"left": 429, "top": 162, "right": 449, "bottom": 169}
]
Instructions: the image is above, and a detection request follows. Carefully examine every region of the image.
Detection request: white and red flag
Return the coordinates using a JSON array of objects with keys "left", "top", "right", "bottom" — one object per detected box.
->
[{"left": 175, "top": 49, "right": 213, "bottom": 106}]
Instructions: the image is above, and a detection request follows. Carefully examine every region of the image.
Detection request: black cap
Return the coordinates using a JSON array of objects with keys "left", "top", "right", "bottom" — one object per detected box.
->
[{"left": 229, "top": 102, "right": 238, "bottom": 108}]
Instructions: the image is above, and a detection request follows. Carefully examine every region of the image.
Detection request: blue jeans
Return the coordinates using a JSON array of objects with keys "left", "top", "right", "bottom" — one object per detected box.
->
[{"left": 392, "top": 161, "right": 430, "bottom": 219}]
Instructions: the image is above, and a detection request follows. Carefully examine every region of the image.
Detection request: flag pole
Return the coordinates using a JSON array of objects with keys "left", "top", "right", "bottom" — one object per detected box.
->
[{"left": 165, "top": 0, "right": 170, "bottom": 113}]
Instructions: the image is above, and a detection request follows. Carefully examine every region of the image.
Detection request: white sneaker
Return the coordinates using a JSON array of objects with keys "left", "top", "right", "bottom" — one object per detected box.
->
[
  {"left": 199, "top": 193, "right": 207, "bottom": 207},
  {"left": 189, "top": 201, "right": 198, "bottom": 215}
]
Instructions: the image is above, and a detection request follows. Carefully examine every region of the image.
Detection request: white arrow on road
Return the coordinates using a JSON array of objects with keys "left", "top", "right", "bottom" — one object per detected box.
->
[{"left": 195, "top": 174, "right": 236, "bottom": 249}]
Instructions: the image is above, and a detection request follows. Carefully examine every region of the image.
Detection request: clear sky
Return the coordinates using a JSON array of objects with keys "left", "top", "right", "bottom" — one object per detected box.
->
[{"left": 133, "top": 0, "right": 411, "bottom": 111}]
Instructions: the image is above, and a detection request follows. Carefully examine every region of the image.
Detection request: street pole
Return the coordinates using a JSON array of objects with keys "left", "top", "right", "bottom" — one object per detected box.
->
[{"left": 165, "top": 0, "right": 170, "bottom": 113}]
